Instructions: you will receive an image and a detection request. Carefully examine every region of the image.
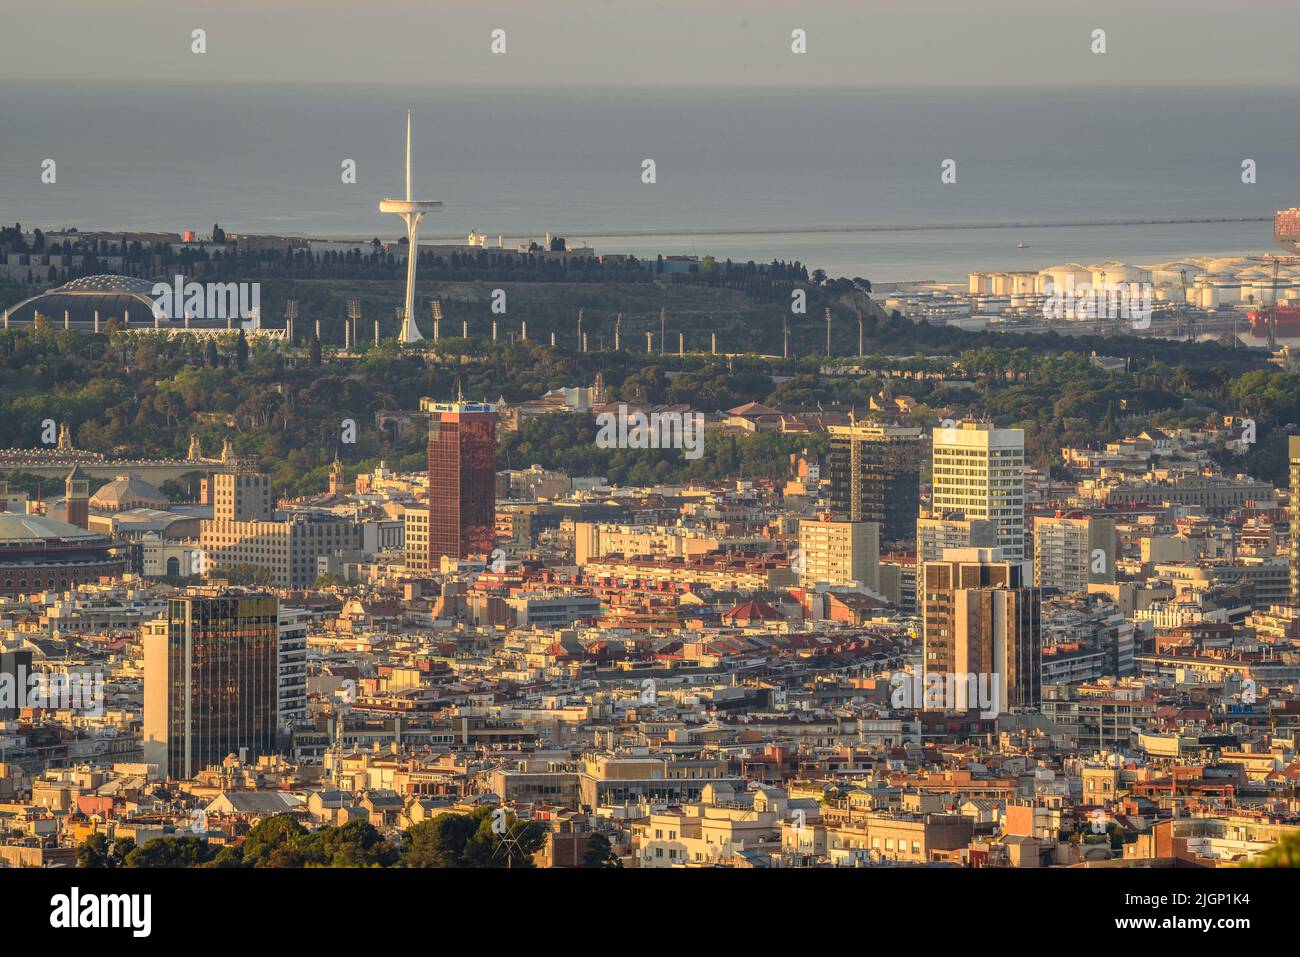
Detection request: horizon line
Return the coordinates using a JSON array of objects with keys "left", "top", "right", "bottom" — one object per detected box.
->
[{"left": 4, "top": 78, "right": 1300, "bottom": 93}]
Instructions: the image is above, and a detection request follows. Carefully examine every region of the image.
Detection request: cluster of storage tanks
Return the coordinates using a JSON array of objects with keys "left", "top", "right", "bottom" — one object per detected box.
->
[{"left": 968, "top": 258, "right": 1300, "bottom": 312}]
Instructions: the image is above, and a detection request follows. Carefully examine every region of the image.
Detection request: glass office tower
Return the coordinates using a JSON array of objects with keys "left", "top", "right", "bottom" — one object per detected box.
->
[{"left": 144, "top": 593, "right": 279, "bottom": 779}]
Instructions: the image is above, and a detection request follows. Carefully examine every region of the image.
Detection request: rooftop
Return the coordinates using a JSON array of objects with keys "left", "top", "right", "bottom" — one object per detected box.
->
[{"left": 0, "top": 512, "right": 105, "bottom": 545}]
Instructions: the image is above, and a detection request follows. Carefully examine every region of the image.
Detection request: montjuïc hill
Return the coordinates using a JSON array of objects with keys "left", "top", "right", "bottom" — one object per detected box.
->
[{"left": 249, "top": 276, "right": 886, "bottom": 360}]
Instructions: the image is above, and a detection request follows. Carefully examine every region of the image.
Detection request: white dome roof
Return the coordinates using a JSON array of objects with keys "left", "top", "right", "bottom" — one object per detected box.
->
[{"left": 0, "top": 513, "right": 103, "bottom": 544}]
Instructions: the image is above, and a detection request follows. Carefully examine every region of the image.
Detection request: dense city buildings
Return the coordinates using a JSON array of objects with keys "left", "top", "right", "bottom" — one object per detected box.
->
[
  {"left": 199, "top": 469, "right": 359, "bottom": 588},
  {"left": 0, "top": 331, "right": 1297, "bottom": 885},
  {"left": 1291, "top": 435, "right": 1300, "bottom": 605},
  {"left": 3, "top": 7, "right": 1300, "bottom": 910},
  {"left": 0, "top": 364, "right": 1296, "bottom": 881},
  {"left": 1, "top": 18, "right": 1299, "bottom": 957}
]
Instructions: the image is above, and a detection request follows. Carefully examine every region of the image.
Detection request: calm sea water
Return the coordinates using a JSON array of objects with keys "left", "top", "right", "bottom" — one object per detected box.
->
[{"left": 0, "top": 83, "right": 1296, "bottom": 281}]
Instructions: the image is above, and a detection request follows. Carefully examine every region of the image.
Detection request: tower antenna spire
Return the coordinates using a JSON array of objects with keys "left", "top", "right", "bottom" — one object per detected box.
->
[{"left": 380, "top": 110, "right": 442, "bottom": 345}]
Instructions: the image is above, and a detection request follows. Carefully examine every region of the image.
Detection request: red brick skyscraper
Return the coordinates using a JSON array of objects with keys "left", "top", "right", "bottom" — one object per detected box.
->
[{"left": 425, "top": 397, "right": 497, "bottom": 564}]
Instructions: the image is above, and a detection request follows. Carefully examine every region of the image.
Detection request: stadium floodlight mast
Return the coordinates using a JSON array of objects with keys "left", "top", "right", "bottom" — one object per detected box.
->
[{"left": 380, "top": 111, "right": 442, "bottom": 345}]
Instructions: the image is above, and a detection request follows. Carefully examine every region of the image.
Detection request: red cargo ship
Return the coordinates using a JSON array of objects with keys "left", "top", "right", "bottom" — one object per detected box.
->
[{"left": 1248, "top": 304, "right": 1300, "bottom": 338}]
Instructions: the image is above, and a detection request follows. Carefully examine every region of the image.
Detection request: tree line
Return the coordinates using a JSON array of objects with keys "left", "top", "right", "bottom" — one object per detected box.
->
[{"left": 75, "top": 807, "right": 621, "bottom": 869}]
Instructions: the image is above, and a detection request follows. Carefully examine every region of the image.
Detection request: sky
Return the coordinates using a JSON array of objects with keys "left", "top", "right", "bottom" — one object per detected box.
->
[{"left": 4, "top": 0, "right": 1300, "bottom": 88}]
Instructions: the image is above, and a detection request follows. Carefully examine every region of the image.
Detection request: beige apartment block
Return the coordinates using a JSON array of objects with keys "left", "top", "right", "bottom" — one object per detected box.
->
[
  {"left": 200, "top": 470, "right": 357, "bottom": 588},
  {"left": 1033, "top": 515, "right": 1116, "bottom": 592},
  {"left": 797, "top": 518, "right": 880, "bottom": 591}
]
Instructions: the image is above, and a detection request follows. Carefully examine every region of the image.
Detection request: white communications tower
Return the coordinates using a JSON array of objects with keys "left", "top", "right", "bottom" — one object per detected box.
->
[{"left": 379, "top": 111, "right": 442, "bottom": 344}]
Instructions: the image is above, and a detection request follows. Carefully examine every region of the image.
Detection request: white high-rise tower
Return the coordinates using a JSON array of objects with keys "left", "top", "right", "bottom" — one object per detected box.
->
[
  {"left": 930, "top": 421, "right": 1026, "bottom": 560},
  {"left": 380, "top": 111, "right": 442, "bottom": 344}
]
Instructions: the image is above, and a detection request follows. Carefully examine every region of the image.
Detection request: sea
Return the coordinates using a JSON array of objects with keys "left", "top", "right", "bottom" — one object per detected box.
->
[{"left": 1, "top": 82, "right": 1297, "bottom": 282}]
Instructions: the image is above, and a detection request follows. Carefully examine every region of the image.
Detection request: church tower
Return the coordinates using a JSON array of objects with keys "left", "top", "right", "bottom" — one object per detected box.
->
[{"left": 65, "top": 465, "right": 89, "bottom": 529}]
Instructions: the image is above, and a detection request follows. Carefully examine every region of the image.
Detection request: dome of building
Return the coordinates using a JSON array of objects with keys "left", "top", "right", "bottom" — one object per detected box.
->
[
  {"left": 2, "top": 274, "right": 238, "bottom": 331},
  {"left": 89, "top": 474, "right": 169, "bottom": 512},
  {"left": 3, "top": 274, "right": 161, "bottom": 329},
  {"left": 60, "top": 275, "right": 159, "bottom": 294},
  {"left": 0, "top": 512, "right": 101, "bottom": 544}
]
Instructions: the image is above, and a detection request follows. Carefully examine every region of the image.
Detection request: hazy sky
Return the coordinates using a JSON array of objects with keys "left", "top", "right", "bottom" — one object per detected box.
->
[{"left": 5, "top": 0, "right": 1300, "bottom": 88}]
